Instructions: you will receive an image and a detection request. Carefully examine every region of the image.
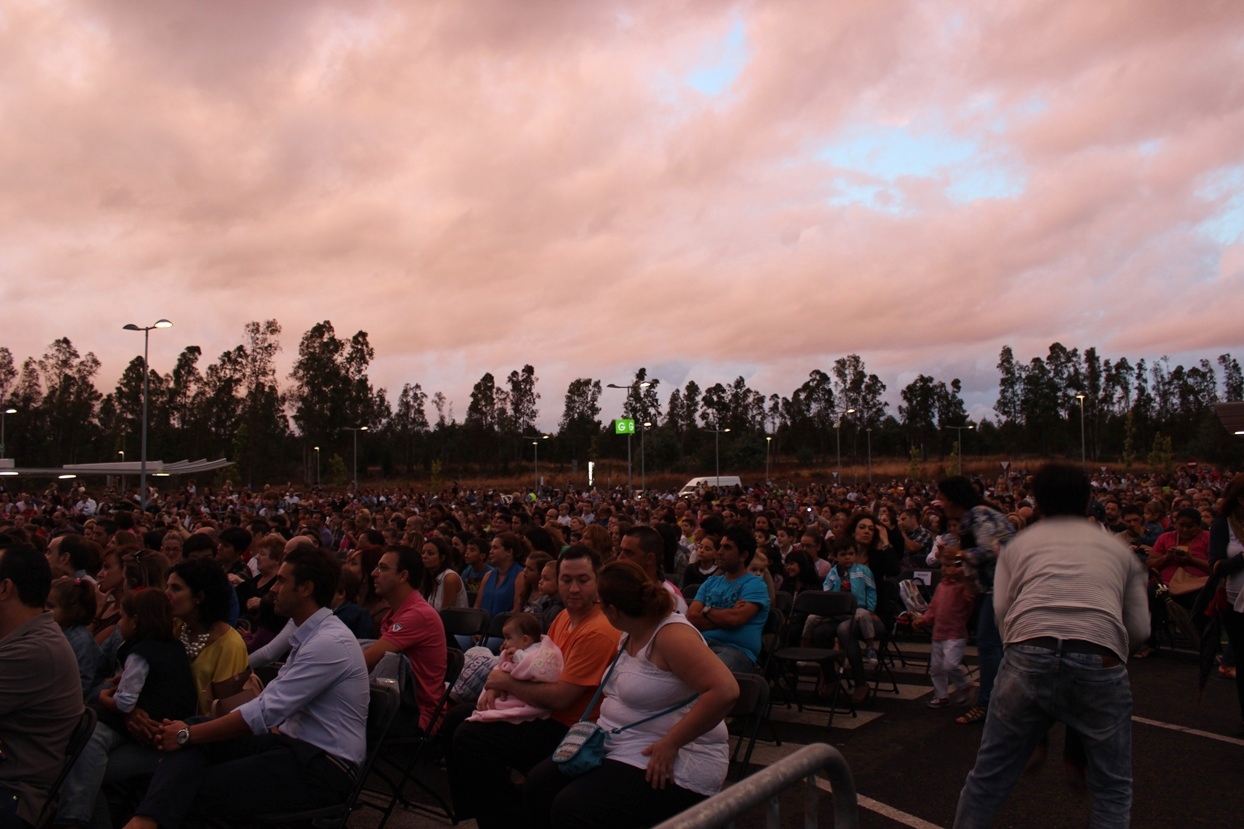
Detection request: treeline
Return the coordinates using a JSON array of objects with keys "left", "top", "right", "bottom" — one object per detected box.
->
[{"left": 1, "top": 322, "right": 1240, "bottom": 487}]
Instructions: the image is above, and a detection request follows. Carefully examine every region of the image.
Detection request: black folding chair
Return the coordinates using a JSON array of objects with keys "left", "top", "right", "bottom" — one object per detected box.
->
[
  {"left": 441, "top": 607, "right": 490, "bottom": 641},
  {"left": 253, "top": 681, "right": 401, "bottom": 829},
  {"left": 771, "top": 591, "right": 858, "bottom": 727},
  {"left": 35, "top": 707, "right": 97, "bottom": 829},
  {"left": 486, "top": 611, "right": 515, "bottom": 643},
  {"left": 367, "top": 648, "right": 467, "bottom": 827},
  {"left": 727, "top": 672, "right": 771, "bottom": 778}
]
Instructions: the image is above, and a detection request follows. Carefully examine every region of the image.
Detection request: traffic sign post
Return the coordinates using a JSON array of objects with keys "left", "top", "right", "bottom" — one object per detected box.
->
[{"left": 615, "top": 419, "right": 635, "bottom": 493}]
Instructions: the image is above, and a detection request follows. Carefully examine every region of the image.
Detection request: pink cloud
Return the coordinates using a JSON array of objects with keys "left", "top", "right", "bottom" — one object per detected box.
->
[{"left": 1, "top": 0, "right": 1242, "bottom": 432}]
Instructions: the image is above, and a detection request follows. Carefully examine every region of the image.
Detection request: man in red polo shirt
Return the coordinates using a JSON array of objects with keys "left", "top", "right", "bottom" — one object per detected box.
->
[{"left": 365, "top": 547, "right": 447, "bottom": 734}]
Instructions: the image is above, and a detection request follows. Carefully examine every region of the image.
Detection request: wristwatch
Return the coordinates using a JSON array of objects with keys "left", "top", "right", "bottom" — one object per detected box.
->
[{"left": 175, "top": 726, "right": 191, "bottom": 746}]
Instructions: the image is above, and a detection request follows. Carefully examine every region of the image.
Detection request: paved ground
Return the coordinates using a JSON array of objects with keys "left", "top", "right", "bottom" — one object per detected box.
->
[{"left": 359, "top": 638, "right": 1243, "bottom": 829}]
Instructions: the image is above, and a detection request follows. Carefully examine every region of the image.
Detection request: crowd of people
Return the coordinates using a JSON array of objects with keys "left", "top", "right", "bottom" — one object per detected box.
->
[{"left": 1, "top": 460, "right": 1242, "bottom": 828}]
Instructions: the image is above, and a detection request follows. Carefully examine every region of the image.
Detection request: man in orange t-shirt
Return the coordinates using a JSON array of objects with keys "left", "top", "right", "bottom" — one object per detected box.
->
[{"left": 447, "top": 545, "right": 620, "bottom": 829}]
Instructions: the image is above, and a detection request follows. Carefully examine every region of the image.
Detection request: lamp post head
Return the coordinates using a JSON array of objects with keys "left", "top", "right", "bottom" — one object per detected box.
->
[
  {"left": 643, "top": 421, "right": 652, "bottom": 428},
  {"left": 123, "top": 323, "right": 141, "bottom": 331},
  {"left": 3, "top": 408, "right": 15, "bottom": 415},
  {"left": 360, "top": 426, "right": 369, "bottom": 431},
  {"left": 313, "top": 445, "right": 319, "bottom": 451},
  {"left": 154, "top": 319, "right": 173, "bottom": 329},
  {"left": 847, "top": 408, "right": 856, "bottom": 414},
  {"left": 723, "top": 428, "right": 731, "bottom": 433}
]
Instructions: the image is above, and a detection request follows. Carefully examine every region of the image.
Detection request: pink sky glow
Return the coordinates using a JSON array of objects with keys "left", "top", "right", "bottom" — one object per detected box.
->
[{"left": 2, "top": 0, "right": 1242, "bottom": 429}]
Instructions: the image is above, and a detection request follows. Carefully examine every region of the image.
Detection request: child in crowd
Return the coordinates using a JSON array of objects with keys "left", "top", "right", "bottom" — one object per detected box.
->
[
  {"left": 912, "top": 554, "right": 976, "bottom": 707},
  {"left": 460, "top": 537, "right": 493, "bottom": 606},
  {"left": 813, "top": 548, "right": 880, "bottom": 666},
  {"left": 536, "top": 560, "right": 565, "bottom": 630},
  {"left": 466, "top": 612, "right": 564, "bottom": 723},
  {"left": 521, "top": 552, "right": 554, "bottom": 616},
  {"left": 48, "top": 577, "right": 101, "bottom": 698},
  {"left": 332, "top": 569, "right": 375, "bottom": 640},
  {"left": 928, "top": 516, "right": 961, "bottom": 568},
  {"left": 56, "top": 590, "right": 197, "bottom": 829}
]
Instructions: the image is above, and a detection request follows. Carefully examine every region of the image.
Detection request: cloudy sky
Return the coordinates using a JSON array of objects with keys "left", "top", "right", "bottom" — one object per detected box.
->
[{"left": 3, "top": 0, "right": 1242, "bottom": 430}]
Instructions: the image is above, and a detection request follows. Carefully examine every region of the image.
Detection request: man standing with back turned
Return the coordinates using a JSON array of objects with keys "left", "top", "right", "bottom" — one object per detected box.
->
[{"left": 954, "top": 464, "right": 1149, "bottom": 829}]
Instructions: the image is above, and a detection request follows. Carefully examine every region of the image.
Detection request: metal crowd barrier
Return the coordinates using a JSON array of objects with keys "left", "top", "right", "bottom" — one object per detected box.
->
[{"left": 651, "top": 743, "right": 859, "bottom": 829}]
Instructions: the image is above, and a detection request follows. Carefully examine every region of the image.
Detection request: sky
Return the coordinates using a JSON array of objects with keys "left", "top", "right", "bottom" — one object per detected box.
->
[{"left": 2, "top": 0, "right": 1243, "bottom": 432}]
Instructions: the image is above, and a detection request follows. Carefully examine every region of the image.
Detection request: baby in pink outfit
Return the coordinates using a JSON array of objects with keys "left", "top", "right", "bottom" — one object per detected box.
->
[{"left": 466, "top": 612, "right": 564, "bottom": 723}]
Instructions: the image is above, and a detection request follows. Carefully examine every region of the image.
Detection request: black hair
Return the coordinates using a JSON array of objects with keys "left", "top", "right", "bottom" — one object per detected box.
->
[
  {"left": 0, "top": 544, "right": 53, "bottom": 608},
  {"left": 182, "top": 533, "right": 217, "bottom": 558},
  {"left": 57, "top": 534, "right": 94, "bottom": 572},
  {"left": 723, "top": 520, "right": 757, "bottom": 565},
  {"left": 1031, "top": 464, "right": 1090, "bottom": 518},
  {"left": 284, "top": 546, "right": 341, "bottom": 609},
  {"left": 170, "top": 557, "right": 233, "bottom": 626},
  {"left": 218, "top": 527, "right": 253, "bottom": 554},
  {"left": 936, "top": 476, "right": 985, "bottom": 510},
  {"left": 558, "top": 543, "right": 602, "bottom": 574},
  {"left": 390, "top": 545, "right": 425, "bottom": 589}
]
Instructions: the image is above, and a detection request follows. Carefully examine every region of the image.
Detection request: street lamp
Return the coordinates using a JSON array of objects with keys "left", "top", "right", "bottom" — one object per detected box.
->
[
  {"left": 765, "top": 435, "right": 772, "bottom": 484},
  {"left": 1076, "top": 393, "right": 1086, "bottom": 467},
  {"left": 834, "top": 408, "right": 855, "bottom": 483},
  {"left": 313, "top": 446, "right": 320, "bottom": 487},
  {"left": 529, "top": 434, "right": 550, "bottom": 487},
  {"left": 1, "top": 407, "right": 16, "bottom": 459},
  {"left": 640, "top": 422, "right": 652, "bottom": 491},
  {"left": 123, "top": 319, "right": 172, "bottom": 511},
  {"left": 711, "top": 427, "right": 731, "bottom": 485},
  {"left": 118, "top": 450, "right": 125, "bottom": 496},
  {"left": 341, "top": 426, "right": 368, "bottom": 487},
  {"left": 606, "top": 379, "right": 655, "bottom": 495},
  {"left": 946, "top": 423, "right": 975, "bottom": 475}
]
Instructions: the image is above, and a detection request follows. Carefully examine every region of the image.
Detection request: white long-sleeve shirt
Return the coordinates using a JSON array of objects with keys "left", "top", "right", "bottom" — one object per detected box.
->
[{"left": 994, "top": 516, "right": 1149, "bottom": 661}]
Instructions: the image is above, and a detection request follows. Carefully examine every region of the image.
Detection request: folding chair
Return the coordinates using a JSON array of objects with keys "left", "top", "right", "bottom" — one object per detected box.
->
[
  {"left": 727, "top": 672, "right": 771, "bottom": 778},
  {"left": 441, "top": 607, "right": 490, "bottom": 640},
  {"left": 681, "top": 582, "right": 702, "bottom": 606},
  {"left": 367, "top": 648, "right": 467, "bottom": 827},
  {"left": 770, "top": 591, "right": 857, "bottom": 727},
  {"left": 35, "top": 707, "right": 97, "bottom": 829},
  {"left": 253, "top": 681, "right": 401, "bottom": 829}
]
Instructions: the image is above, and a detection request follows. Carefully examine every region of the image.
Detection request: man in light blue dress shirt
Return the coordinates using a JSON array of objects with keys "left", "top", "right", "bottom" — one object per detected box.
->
[{"left": 122, "top": 547, "right": 369, "bottom": 829}]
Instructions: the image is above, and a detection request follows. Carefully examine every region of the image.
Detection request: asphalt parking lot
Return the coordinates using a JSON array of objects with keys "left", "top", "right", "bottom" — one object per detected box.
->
[{"left": 365, "top": 639, "right": 1242, "bottom": 829}]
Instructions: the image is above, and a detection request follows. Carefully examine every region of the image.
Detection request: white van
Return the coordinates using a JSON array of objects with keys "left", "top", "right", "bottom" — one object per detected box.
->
[{"left": 678, "top": 476, "right": 742, "bottom": 497}]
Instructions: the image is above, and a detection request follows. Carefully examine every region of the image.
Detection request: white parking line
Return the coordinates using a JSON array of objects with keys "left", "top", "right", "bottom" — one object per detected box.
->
[
  {"left": 815, "top": 777, "right": 945, "bottom": 829},
  {"left": 1132, "top": 715, "right": 1244, "bottom": 747}
]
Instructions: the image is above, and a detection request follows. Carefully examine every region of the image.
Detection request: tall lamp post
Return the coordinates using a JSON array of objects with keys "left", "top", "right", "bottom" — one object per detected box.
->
[
  {"left": 117, "top": 450, "right": 125, "bottom": 497},
  {"left": 529, "top": 433, "right": 550, "bottom": 488},
  {"left": 313, "top": 446, "right": 320, "bottom": 487},
  {"left": 711, "top": 427, "right": 731, "bottom": 485},
  {"left": 123, "top": 319, "right": 172, "bottom": 512},
  {"left": 834, "top": 407, "right": 855, "bottom": 484},
  {"left": 606, "top": 379, "right": 655, "bottom": 495},
  {"left": 342, "top": 426, "right": 368, "bottom": 488},
  {"left": 1076, "top": 393, "right": 1086, "bottom": 467},
  {"left": 765, "top": 435, "right": 772, "bottom": 484},
  {"left": 947, "top": 423, "right": 975, "bottom": 475},
  {"left": 639, "top": 422, "right": 652, "bottom": 491},
  {"left": 1, "top": 407, "right": 16, "bottom": 458}
]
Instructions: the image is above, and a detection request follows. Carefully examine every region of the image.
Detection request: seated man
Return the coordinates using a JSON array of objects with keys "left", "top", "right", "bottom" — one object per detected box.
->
[
  {"left": 617, "top": 526, "right": 687, "bottom": 613},
  {"left": 447, "top": 545, "right": 620, "bottom": 829},
  {"left": 363, "top": 546, "right": 447, "bottom": 735},
  {"left": 687, "top": 521, "right": 770, "bottom": 672},
  {"left": 122, "top": 547, "right": 369, "bottom": 829},
  {"left": 0, "top": 543, "right": 84, "bottom": 829}
]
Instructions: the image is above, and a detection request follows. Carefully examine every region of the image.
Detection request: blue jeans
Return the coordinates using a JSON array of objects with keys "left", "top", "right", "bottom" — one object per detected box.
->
[
  {"left": 55, "top": 721, "right": 160, "bottom": 829},
  {"left": 974, "top": 598, "right": 1002, "bottom": 708},
  {"left": 953, "top": 643, "right": 1132, "bottom": 829},
  {"left": 707, "top": 641, "right": 755, "bottom": 673}
]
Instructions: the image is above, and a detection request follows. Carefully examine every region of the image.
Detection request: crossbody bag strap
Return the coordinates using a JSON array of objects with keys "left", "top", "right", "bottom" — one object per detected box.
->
[
  {"left": 607, "top": 694, "right": 699, "bottom": 734},
  {"left": 577, "top": 635, "right": 629, "bottom": 724}
]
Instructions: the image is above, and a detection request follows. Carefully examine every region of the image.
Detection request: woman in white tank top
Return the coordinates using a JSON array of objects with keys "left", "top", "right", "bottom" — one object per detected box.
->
[{"left": 522, "top": 559, "right": 739, "bottom": 829}]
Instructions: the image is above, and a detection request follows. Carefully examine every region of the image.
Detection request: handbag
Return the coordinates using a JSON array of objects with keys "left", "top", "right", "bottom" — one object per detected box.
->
[
  {"left": 1168, "top": 566, "right": 1209, "bottom": 597},
  {"left": 209, "top": 668, "right": 264, "bottom": 716},
  {"left": 552, "top": 636, "right": 697, "bottom": 776}
]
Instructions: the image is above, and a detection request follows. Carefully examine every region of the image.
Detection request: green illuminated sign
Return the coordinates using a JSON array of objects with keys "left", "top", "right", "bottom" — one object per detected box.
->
[{"left": 615, "top": 418, "right": 635, "bottom": 435}]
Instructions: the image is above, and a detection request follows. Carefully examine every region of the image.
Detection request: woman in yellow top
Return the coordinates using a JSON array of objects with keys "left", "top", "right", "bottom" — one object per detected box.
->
[{"left": 165, "top": 557, "right": 249, "bottom": 715}]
